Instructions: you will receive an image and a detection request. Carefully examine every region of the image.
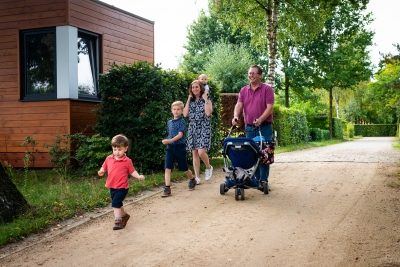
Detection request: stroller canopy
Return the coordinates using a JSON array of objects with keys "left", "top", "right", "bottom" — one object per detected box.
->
[{"left": 223, "top": 137, "right": 260, "bottom": 169}]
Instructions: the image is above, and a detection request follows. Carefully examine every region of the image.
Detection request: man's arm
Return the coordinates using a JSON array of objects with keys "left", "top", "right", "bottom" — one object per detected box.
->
[
  {"left": 232, "top": 101, "right": 243, "bottom": 126},
  {"left": 254, "top": 103, "right": 274, "bottom": 127}
]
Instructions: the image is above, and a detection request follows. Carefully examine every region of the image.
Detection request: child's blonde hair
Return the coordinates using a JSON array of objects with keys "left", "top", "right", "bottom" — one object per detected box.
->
[
  {"left": 111, "top": 134, "right": 129, "bottom": 147},
  {"left": 171, "top": 101, "right": 184, "bottom": 109}
]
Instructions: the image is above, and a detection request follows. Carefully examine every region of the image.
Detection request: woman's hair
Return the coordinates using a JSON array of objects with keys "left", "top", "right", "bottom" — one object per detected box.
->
[
  {"left": 171, "top": 100, "right": 184, "bottom": 109},
  {"left": 188, "top": 80, "right": 205, "bottom": 100},
  {"left": 111, "top": 134, "right": 129, "bottom": 147}
]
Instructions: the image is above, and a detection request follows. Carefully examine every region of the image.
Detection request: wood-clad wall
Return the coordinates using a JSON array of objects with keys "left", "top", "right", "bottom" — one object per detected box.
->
[
  {"left": 69, "top": 0, "right": 154, "bottom": 70},
  {"left": 0, "top": 0, "right": 154, "bottom": 167}
]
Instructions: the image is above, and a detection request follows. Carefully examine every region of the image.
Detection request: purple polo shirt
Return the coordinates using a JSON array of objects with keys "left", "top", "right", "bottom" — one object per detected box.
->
[{"left": 238, "top": 83, "right": 274, "bottom": 125}]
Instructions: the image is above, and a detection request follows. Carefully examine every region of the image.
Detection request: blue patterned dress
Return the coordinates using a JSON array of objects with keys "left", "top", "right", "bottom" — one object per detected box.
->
[{"left": 186, "top": 99, "right": 212, "bottom": 151}]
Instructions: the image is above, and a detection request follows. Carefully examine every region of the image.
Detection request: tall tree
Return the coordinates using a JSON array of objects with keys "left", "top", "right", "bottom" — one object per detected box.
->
[
  {"left": 180, "top": 11, "right": 265, "bottom": 74},
  {"left": 209, "top": 0, "right": 338, "bottom": 87},
  {"left": 302, "top": 1, "right": 373, "bottom": 137}
]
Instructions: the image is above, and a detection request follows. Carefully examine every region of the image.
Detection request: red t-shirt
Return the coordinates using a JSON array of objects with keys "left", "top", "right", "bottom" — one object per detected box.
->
[{"left": 101, "top": 155, "right": 135, "bottom": 189}]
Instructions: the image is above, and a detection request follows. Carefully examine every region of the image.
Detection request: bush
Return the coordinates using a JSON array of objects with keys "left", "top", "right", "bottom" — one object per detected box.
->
[
  {"left": 333, "top": 118, "right": 345, "bottom": 139},
  {"left": 75, "top": 134, "right": 111, "bottom": 174},
  {"left": 96, "top": 62, "right": 221, "bottom": 172},
  {"left": 273, "top": 105, "right": 309, "bottom": 146},
  {"left": 354, "top": 124, "right": 397, "bottom": 136}
]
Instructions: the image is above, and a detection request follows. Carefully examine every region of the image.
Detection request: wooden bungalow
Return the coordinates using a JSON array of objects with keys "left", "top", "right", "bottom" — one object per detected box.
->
[{"left": 0, "top": 0, "right": 154, "bottom": 167}]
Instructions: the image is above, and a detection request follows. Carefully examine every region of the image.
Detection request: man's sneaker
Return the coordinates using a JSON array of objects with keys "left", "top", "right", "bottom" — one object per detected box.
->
[
  {"left": 205, "top": 165, "right": 213, "bottom": 181},
  {"left": 195, "top": 176, "right": 201, "bottom": 185},
  {"left": 188, "top": 178, "right": 196, "bottom": 190},
  {"left": 121, "top": 213, "right": 130, "bottom": 227},
  {"left": 161, "top": 186, "right": 171, "bottom": 197}
]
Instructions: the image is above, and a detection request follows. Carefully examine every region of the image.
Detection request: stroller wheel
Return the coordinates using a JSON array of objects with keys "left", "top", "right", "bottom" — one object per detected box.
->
[
  {"left": 235, "top": 188, "right": 245, "bottom": 201},
  {"left": 220, "top": 183, "right": 227, "bottom": 195},
  {"left": 240, "top": 188, "right": 245, "bottom": 200},
  {"left": 235, "top": 188, "right": 240, "bottom": 201}
]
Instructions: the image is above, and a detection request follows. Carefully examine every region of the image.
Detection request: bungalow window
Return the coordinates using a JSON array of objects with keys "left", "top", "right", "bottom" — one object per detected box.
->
[
  {"left": 20, "top": 28, "right": 57, "bottom": 100},
  {"left": 78, "top": 30, "right": 99, "bottom": 99},
  {"left": 20, "top": 27, "right": 100, "bottom": 101}
]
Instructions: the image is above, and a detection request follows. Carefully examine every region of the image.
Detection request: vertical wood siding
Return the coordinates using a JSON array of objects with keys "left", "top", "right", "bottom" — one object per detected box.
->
[{"left": 0, "top": 0, "right": 154, "bottom": 167}]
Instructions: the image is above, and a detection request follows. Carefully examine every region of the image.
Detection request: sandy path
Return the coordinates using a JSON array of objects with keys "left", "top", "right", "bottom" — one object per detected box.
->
[{"left": 1, "top": 137, "right": 399, "bottom": 267}]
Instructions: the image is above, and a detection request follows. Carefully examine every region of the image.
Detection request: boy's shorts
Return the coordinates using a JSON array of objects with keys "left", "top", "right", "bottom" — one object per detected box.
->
[
  {"left": 110, "top": 188, "right": 129, "bottom": 208},
  {"left": 165, "top": 144, "right": 189, "bottom": 171}
]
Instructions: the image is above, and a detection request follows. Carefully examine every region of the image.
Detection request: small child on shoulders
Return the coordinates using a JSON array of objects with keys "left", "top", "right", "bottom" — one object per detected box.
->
[{"left": 198, "top": 73, "right": 211, "bottom": 97}]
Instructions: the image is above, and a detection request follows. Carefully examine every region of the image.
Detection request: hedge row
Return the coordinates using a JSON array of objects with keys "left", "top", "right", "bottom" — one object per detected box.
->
[
  {"left": 96, "top": 62, "right": 221, "bottom": 173},
  {"left": 354, "top": 124, "right": 398, "bottom": 137}
]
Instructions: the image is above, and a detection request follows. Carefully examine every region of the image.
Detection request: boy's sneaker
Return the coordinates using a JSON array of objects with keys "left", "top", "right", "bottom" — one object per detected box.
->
[
  {"left": 195, "top": 176, "right": 201, "bottom": 185},
  {"left": 121, "top": 213, "right": 130, "bottom": 227},
  {"left": 161, "top": 186, "right": 171, "bottom": 197},
  {"left": 113, "top": 218, "right": 124, "bottom": 230},
  {"left": 205, "top": 165, "right": 213, "bottom": 181},
  {"left": 188, "top": 178, "right": 196, "bottom": 190}
]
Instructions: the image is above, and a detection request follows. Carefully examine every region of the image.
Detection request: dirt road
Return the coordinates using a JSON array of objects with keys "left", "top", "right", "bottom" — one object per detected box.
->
[{"left": 1, "top": 137, "right": 399, "bottom": 267}]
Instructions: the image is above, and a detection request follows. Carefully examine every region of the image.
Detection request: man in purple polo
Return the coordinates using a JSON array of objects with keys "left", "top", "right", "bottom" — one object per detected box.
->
[{"left": 231, "top": 64, "right": 275, "bottom": 190}]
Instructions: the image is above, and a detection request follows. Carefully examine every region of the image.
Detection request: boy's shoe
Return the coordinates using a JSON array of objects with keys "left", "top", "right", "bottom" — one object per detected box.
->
[
  {"left": 188, "top": 178, "right": 196, "bottom": 190},
  {"left": 205, "top": 165, "right": 213, "bottom": 181},
  {"left": 113, "top": 218, "right": 124, "bottom": 230},
  {"left": 121, "top": 213, "right": 130, "bottom": 227},
  {"left": 195, "top": 176, "right": 201, "bottom": 185},
  {"left": 161, "top": 186, "right": 171, "bottom": 197}
]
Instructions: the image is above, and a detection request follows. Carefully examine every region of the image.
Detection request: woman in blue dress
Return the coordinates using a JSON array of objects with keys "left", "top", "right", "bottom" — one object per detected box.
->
[{"left": 183, "top": 80, "right": 214, "bottom": 185}]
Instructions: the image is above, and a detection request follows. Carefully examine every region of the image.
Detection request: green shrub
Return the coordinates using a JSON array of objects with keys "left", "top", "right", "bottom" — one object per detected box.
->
[
  {"left": 273, "top": 105, "right": 309, "bottom": 146},
  {"left": 96, "top": 62, "right": 221, "bottom": 172},
  {"left": 354, "top": 124, "right": 397, "bottom": 136},
  {"left": 333, "top": 118, "right": 345, "bottom": 139},
  {"left": 346, "top": 123, "right": 354, "bottom": 138},
  {"left": 75, "top": 134, "right": 111, "bottom": 174}
]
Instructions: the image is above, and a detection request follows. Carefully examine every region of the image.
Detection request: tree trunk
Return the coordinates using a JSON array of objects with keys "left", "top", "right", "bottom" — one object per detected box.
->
[
  {"left": 0, "top": 163, "right": 29, "bottom": 223},
  {"left": 284, "top": 72, "right": 290, "bottom": 107},
  {"left": 265, "top": 0, "right": 280, "bottom": 86}
]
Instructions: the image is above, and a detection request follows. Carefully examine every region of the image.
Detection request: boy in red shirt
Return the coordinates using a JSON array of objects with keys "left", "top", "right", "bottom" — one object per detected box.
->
[{"left": 98, "top": 134, "right": 145, "bottom": 230}]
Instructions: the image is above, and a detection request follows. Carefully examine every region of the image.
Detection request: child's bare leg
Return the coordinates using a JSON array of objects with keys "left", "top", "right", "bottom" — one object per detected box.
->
[
  {"left": 164, "top": 168, "right": 172, "bottom": 186},
  {"left": 113, "top": 207, "right": 126, "bottom": 218},
  {"left": 192, "top": 150, "right": 201, "bottom": 177}
]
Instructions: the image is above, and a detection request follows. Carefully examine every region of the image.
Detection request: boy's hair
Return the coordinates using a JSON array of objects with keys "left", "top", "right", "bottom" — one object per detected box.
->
[
  {"left": 171, "top": 101, "right": 184, "bottom": 109},
  {"left": 111, "top": 134, "right": 129, "bottom": 147}
]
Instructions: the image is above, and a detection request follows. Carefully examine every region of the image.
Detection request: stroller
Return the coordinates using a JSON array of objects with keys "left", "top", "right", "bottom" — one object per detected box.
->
[{"left": 220, "top": 126, "right": 275, "bottom": 201}]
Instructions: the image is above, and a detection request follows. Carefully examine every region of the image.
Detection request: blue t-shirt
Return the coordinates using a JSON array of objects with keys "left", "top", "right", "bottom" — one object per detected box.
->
[{"left": 167, "top": 116, "right": 186, "bottom": 145}]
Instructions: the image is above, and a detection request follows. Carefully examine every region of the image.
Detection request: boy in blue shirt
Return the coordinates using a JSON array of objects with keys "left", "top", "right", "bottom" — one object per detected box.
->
[{"left": 161, "top": 101, "right": 196, "bottom": 197}]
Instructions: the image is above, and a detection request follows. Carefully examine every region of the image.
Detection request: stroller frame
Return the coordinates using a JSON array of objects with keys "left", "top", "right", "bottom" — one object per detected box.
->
[{"left": 220, "top": 126, "right": 269, "bottom": 200}]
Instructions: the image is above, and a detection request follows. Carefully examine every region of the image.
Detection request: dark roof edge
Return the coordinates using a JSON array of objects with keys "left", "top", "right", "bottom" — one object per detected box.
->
[{"left": 92, "top": 0, "right": 155, "bottom": 24}]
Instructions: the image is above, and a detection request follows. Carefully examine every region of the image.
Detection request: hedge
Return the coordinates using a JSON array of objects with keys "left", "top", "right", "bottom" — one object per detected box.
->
[{"left": 96, "top": 62, "right": 221, "bottom": 172}]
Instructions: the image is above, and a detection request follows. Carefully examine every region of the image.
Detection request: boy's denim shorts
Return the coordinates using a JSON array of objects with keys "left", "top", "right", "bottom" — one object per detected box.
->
[
  {"left": 165, "top": 144, "right": 189, "bottom": 171},
  {"left": 110, "top": 188, "right": 129, "bottom": 208}
]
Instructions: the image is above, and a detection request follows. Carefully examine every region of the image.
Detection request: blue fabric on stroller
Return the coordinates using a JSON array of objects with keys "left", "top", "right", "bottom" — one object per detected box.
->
[{"left": 220, "top": 134, "right": 270, "bottom": 200}]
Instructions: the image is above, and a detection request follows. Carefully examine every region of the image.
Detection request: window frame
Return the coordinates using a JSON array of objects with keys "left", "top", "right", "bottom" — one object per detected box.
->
[
  {"left": 20, "top": 27, "right": 57, "bottom": 101},
  {"left": 77, "top": 29, "right": 101, "bottom": 100}
]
